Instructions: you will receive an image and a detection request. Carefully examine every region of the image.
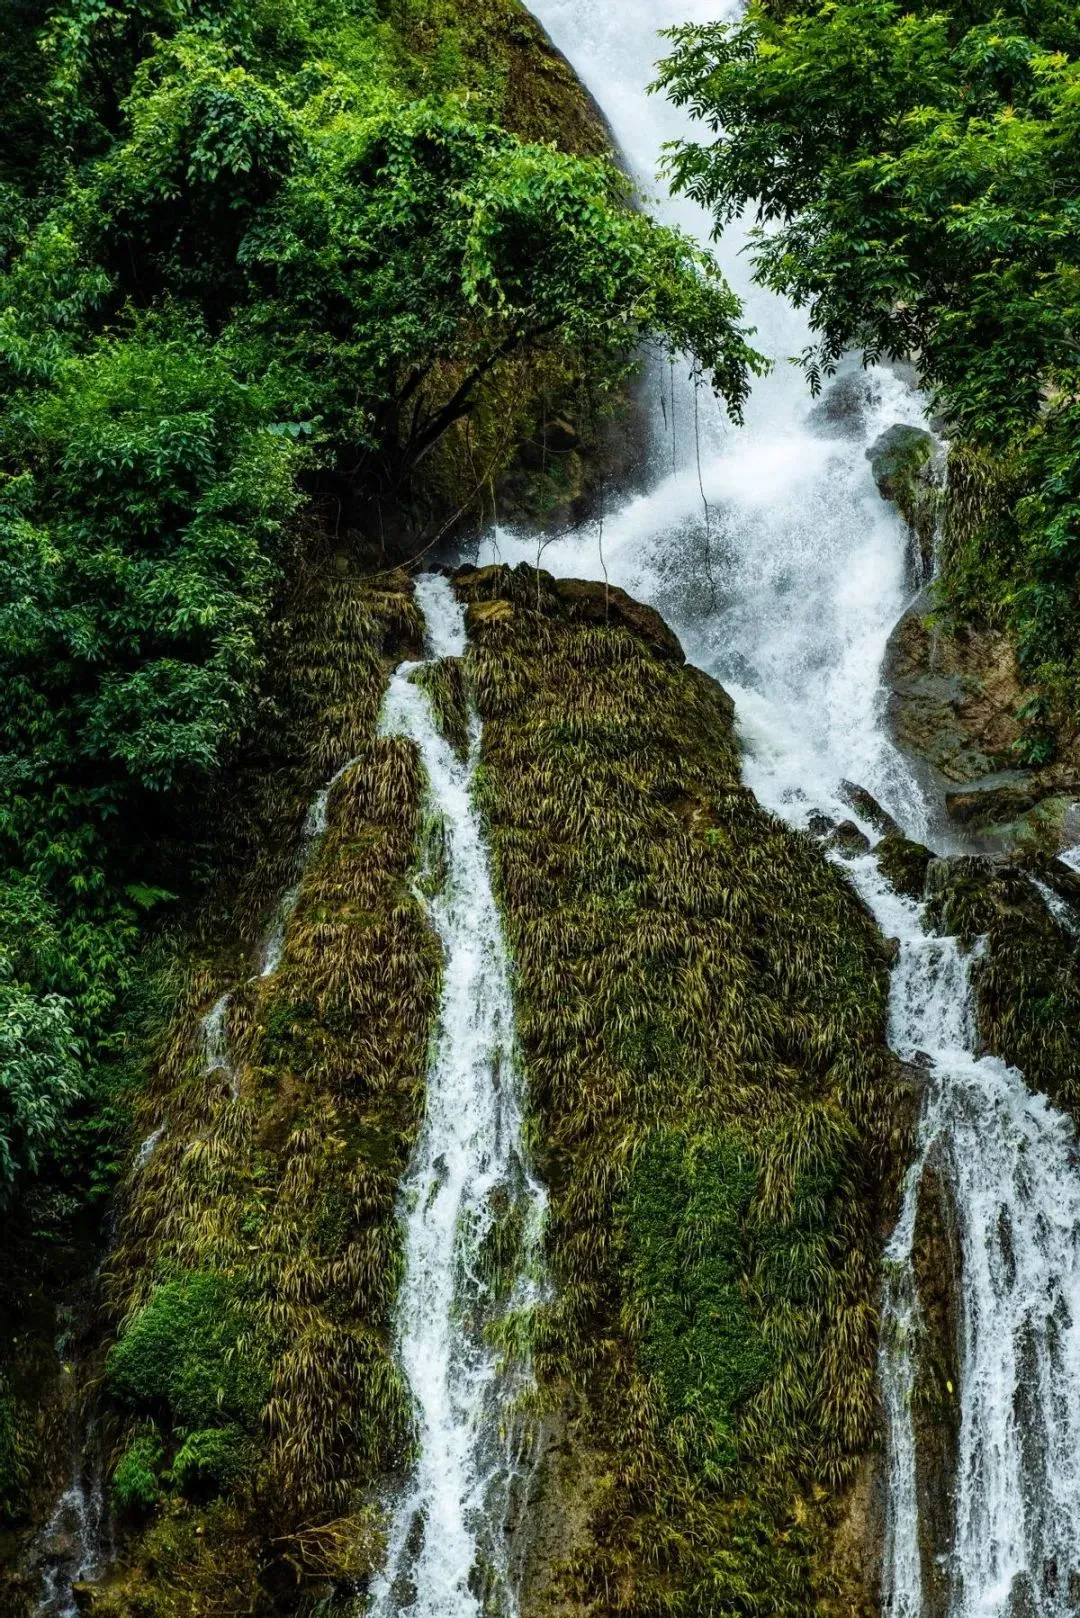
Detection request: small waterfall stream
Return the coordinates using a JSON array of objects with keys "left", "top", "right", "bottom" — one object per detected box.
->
[{"left": 368, "top": 573, "right": 546, "bottom": 1618}]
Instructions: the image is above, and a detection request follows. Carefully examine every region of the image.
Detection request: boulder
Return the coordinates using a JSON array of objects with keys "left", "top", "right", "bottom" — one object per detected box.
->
[
  {"left": 867, "top": 423, "right": 942, "bottom": 578},
  {"left": 877, "top": 833, "right": 934, "bottom": 900},
  {"left": 839, "top": 780, "right": 901, "bottom": 838},
  {"left": 884, "top": 603, "right": 1080, "bottom": 853},
  {"left": 808, "top": 370, "right": 881, "bottom": 439},
  {"left": 553, "top": 577, "right": 686, "bottom": 663},
  {"left": 829, "top": 820, "right": 872, "bottom": 857}
]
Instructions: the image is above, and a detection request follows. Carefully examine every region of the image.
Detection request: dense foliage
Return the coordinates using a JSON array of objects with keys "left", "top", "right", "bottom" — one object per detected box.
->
[
  {"left": 657, "top": 0, "right": 1080, "bottom": 741},
  {"left": 0, "top": 0, "right": 757, "bottom": 1201}
]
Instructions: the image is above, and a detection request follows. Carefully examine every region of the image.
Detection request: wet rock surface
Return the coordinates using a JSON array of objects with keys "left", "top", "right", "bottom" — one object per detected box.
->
[
  {"left": 876, "top": 833, "right": 934, "bottom": 901},
  {"left": 884, "top": 603, "right": 1080, "bottom": 853},
  {"left": 925, "top": 852, "right": 1080, "bottom": 1119},
  {"left": 840, "top": 780, "right": 901, "bottom": 838},
  {"left": 867, "top": 424, "right": 942, "bottom": 579}
]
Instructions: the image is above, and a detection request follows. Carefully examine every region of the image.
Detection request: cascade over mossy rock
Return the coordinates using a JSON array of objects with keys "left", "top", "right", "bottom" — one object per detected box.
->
[
  {"left": 911, "top": 1160, "right": 962, "bottom": 1618},
  {"left": 926, "top": 853, "right": 1080, "bottom": 1120},
  {"left": 876, "top": 834, "right": 934, "bottom": 901}
]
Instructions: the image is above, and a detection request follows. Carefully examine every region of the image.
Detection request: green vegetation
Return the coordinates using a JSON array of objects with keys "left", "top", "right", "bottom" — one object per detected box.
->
[
  {"left": 625, "top": 1132, "right": 773, "bottom": 1477},
  {"left": 460, "top": 564, "right": 899, "bottom": 1615},
  {"left": 88, "top": 569, "right": 438, "bottom": 1611},
  {"left": 657, "top": 0, "right": 1080, "bottom": 741},
  {"left": 112, "top": 1432, "right": 164, "bottom": 1513},
  {"left": 0, "top": 0, "right": 759, "bottom": 1213},
  {"left": 106, "top": 1272, "right": 270, "bottom": 1430},
  {"left": 0, "top": 1379, "right": 32, "bottom": 1525}
]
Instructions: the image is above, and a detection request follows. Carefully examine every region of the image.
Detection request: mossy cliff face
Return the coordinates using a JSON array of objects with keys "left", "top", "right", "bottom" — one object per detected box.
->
[
  {"left": 382, "top": 0, "right": 641, "bottom": 540},
  {"left": 456, "top": 562, "right": 903, "bottom": 1617},
  {"left": 923, "top": 855, "right": 1080, "bottom": 1122},
  {"left": 2, "top": 565, "right": 437, "bottom": 1618}
]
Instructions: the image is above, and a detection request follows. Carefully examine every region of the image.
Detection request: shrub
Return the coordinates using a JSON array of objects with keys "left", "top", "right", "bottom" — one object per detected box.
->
[
  {"left": 0, "top": 1379, "right": 31, "bottom": 1523},
  {"left": 112, "top": 1432, "right": 164, "bottom": 1513},
  {"left": 170, "top": 1425, "right": 251, "bottom": 1498},
  {"left": 626, "top": 1131, "right": 772, "bottom": 1476}
]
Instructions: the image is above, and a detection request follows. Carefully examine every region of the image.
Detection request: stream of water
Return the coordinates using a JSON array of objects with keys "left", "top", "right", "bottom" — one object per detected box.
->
[
  {"left": 368, "top": 574, "right": 546, "bottom": 1618},
  {"left": 473, "top": 1, "right": 1080, "bottom": 1611}
]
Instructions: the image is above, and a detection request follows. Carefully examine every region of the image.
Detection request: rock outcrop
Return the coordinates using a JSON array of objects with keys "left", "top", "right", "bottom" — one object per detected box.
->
[
  {"left": 884, "top": 602, "right": 1080, "bottom": 853},
  {"left": 867, "top": 424, "right": 943, "bottom": 581},
  {"left": 458, "top": 561, "right": 906, "bottom": 1618}
]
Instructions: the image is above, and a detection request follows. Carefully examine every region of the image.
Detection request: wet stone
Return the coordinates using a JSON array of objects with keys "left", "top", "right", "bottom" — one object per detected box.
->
[
  {"left": 877, "top": 832, "right": 934, "bottom": 901},
  {"left": 829, "top": 820, "right": 872, "bottom": 857},
  {"left": 840, "top": 779, "right": 901, "bottom": 837}
]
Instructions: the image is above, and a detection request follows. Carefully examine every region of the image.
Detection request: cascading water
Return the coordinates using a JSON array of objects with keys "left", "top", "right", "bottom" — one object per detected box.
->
[
  {"left": 368, "top": 573, "right": 546, "bottom": 1618},
  {"left": 33, "top": 1417, "right": 107, "bottom": 1618},
  {"left": 476, "top": 1, "right": 1080, "bottom": 1610}
]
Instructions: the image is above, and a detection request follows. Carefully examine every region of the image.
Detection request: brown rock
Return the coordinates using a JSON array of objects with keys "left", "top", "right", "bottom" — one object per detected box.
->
[{"left": 884, "top": 603, "right": 1080, "bottom": 851}]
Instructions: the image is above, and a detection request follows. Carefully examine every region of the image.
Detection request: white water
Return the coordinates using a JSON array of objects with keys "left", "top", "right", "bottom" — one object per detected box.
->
[
  {"left": 35, "top": 1459, "right": 106, "bottom": 1618},
  {"left": 368, "top": 574, "right": 546, "bottom": 1618},
  {"left": 473, "top": 1, "right": 1080, "bottom": 1611}
]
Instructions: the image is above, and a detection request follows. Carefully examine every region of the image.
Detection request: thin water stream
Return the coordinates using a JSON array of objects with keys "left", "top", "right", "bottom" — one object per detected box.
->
[
  {"left": 368, "top": 574, "right": 546, "bottom": 1618},
  {"left": 474, "top": 1, "right": 1080, "bottom": 1611}
]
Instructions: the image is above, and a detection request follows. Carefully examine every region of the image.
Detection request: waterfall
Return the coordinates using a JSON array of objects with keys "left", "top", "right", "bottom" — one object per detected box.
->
[
  {"left": 367, "top": 573, "right": 546, "bottom": 1618},
  {"left": 33, "top": 1430, "right": 107, "bottom": 1618},
  {"left": 475, "top": 1, "right": 1080, "bottom": 1611}
]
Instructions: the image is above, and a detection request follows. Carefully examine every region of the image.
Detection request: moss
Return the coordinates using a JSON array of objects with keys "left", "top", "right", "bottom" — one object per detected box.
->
[
  {"left": 97, "top": 567, "right": 437, "bottom": 1608},
  {"left": 399, "top": 0, "right": 610, "bottom": 158},
  {"left": 457, "top": 562, "right": 899, "bottom": 1614},
  {"left": 625, "top": 1131, "right": 771, "bottom": 1476},
  {"left": 107, "top": 1272, "right": 270, "bottom": 1431}
]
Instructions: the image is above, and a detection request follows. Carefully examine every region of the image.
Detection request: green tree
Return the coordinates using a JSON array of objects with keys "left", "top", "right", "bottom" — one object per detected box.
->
[
  {"left": 0, "top": 0, "right": 758, "bottom": 1201},
  {"left": 657, "top": 0, "right": 1080, "bottom": 719}
]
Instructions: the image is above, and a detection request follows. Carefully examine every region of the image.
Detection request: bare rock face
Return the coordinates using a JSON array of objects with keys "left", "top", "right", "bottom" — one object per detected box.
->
[{"left": 884, "top": 603, "right": 1080, "bottom": 852}]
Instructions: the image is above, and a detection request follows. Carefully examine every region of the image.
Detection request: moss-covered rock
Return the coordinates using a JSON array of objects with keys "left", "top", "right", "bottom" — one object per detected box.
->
[
  {"left": 456, "top": 561, "right": 904, "bottom": 1617},
  {"left": 925, "top": 853, "right": 1080, "bottom": 1119},
  {"left": 877, "top": 834, "right": 934, "bottom": 901},
  {"left": 910, "top": 1159, "right": 961, "bottom": 1618},
  {"left": 868, "top": 424, "right": 942, "bottom": 578},
  {"left": 79, "top": 567, "right": 437, "bottom": 1615}
]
